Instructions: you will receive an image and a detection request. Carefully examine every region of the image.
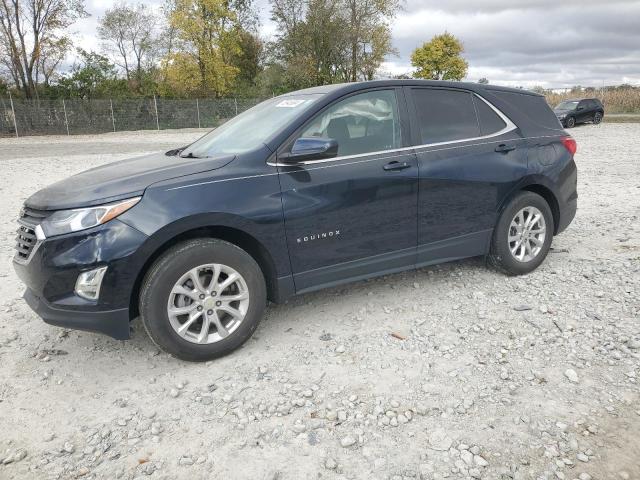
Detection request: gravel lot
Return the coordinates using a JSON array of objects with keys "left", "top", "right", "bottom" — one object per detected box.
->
[{"left": 0, "top": 124, "right": 638, "bottom": 480}]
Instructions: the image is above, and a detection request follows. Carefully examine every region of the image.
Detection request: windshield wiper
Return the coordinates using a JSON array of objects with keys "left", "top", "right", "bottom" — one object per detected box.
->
[{"left": 180, "top": 151, "right": 202, "bottom": 159}]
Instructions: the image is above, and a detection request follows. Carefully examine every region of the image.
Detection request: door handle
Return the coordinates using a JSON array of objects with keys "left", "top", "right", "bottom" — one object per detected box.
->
[
  {"left": 495, "top": 144, "right": 516, "bottom": 153},
  {"left": 383, "top": 161, "right": 411, "bottom": 171}
]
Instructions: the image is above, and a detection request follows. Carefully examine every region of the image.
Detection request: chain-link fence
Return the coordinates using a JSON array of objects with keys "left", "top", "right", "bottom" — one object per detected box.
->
[{"left": 0, "top": 96, "right": 266, "bottom": 138}]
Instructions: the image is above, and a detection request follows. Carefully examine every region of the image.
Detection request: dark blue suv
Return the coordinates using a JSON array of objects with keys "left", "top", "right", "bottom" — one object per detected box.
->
[{"left": 13, "top": 80, "right": 578, "bottom": 361}]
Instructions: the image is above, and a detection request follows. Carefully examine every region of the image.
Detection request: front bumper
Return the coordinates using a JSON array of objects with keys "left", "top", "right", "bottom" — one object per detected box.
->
[
  {"left": 13, "top": 219, "right": 149, "bottom": 340},
  {"left": 24, "top": 289, "right": 131, "bottom": 339}
]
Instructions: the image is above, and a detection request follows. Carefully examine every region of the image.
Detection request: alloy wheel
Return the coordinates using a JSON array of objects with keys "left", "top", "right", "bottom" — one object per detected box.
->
[
  {"left": 593, "top": 112, "right": 602, "bottom": 124},
  {"left": 167, "top": 263, "right": 250, "bottom": 344},
  {"left": 508, "top": 206, "right": 547, "bottom": 263}
]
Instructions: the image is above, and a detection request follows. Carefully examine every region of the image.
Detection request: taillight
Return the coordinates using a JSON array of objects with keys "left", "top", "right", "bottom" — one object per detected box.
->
[{"left": 561, "top": 136, "right": 577, "bottom": 156}]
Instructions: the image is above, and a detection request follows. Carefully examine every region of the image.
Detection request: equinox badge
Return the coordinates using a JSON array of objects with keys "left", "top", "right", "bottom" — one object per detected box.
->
[{"left": 297, "top": 230, "right": 341, "bottom": 243}]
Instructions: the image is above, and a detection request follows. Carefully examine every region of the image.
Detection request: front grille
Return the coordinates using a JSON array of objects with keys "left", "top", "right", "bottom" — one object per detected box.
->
[{"left": 15, "top": 206, "right": 49, "bottom": 262}]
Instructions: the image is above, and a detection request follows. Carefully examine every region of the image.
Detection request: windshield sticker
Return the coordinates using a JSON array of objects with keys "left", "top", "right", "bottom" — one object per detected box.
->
[{"left": 276, "top": 99, "right": 306, "bottom": 108}]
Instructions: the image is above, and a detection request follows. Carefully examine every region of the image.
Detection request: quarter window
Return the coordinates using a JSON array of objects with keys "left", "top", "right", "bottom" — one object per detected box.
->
[
  {"left": 473, "top": 95, "right": 507, "bottom": 135},
  {"left": 298, "top": 90, "right": 401, "bottom": 157},
  {"left": 411, "top": 88, "right": 480, "bottom": 144}
]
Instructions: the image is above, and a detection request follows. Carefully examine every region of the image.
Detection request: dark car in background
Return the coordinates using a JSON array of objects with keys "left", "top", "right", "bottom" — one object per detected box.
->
[
  {"left": 554, "top": 98, "right": 604, "bottom": 128},
  {"left": 14, "top": 80, "right": 578, "bottom": 361}
]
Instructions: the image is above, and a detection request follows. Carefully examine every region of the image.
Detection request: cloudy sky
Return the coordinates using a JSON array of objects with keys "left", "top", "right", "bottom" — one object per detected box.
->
[{"left": 73, "top": 0, "right": 640, "bottom": 88}]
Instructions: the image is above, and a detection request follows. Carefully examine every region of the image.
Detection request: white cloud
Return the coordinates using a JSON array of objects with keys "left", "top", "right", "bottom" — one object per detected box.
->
[
  {"left": 63, "top": 0, "right": 640, "bottom": 87},
  {"left": 388, "top": 1, "right": 640, "bottom": 87}
]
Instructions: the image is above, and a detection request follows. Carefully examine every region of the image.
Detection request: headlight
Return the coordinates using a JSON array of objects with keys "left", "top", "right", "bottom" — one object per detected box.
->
[
  {"left": 557, "top": 114, "right": 566, "bottom": 119},
  {"left": 40, "top": 197, "right": 141, "bottom": 237}
]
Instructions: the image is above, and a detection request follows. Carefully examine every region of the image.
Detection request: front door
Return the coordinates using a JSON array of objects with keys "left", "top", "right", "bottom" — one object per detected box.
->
[{"left": 277, "top": 88, "right": 418, "bottom": 292}]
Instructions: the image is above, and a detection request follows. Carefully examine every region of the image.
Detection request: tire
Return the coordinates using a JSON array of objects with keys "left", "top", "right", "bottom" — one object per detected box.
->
[
  {"left": 488, "top": 191, "right": 554, "bottom": 275},
  {"left": 139, "top": 239, "right": 267, "bottom": 361},
  {"left": 565, "top": 116, "right": 576, "bottom": 128},
  {"left": 593, "top": 112, "right": 602, "bottom": 124}
]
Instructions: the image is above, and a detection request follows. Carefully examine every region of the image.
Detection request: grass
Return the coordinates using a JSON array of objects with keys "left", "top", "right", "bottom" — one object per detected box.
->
[{"left": 544, "top": 87, "right": 640, "bottom": 115}]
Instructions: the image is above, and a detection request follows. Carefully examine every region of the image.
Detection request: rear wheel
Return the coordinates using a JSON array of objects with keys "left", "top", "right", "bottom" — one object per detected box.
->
[
  {"left": 140, "top": 239, "right": 266, "bottom": 361},
  {"left": 565, "top": 116, "right": 576, "bottom": 128},
  {"left": 593, "top": 111, "right": 602, "bottom": 124},
  {"left": 488, "top": 192, "right": 553, "bottom": 275}
]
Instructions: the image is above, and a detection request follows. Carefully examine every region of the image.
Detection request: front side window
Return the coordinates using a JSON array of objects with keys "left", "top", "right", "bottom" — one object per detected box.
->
[
  {"left": 412, "top": 88, "right": 480, "bottom": 144},
  {"left": 556, "top": 100, "right": 579, "bottom": 110},
  {"left": 297, "top": 89, "right": 402, "bottom": 157}
]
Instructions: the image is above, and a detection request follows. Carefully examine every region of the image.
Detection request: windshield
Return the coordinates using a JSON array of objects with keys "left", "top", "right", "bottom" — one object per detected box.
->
[
  {"left": 555, "top": 100, "right": 579, "bottom": 110},
  {"left": 181, "top": 94, "right": 323, "bottom": 157}
]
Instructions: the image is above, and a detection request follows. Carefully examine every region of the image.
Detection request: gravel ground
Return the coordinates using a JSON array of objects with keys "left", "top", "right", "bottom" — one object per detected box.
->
[{"left": 0, "top": 124, "right": 638, "bottom": 480}]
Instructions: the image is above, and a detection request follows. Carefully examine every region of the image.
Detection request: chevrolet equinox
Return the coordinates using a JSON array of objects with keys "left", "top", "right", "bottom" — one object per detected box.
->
[{"left": 14, "top": 80, "right": 578, "bottom": 361}]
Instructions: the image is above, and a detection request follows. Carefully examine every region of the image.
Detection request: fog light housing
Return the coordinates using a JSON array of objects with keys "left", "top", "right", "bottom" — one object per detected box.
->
[{"left": 75, "top": 267, "right": 108, "bottom": 300}]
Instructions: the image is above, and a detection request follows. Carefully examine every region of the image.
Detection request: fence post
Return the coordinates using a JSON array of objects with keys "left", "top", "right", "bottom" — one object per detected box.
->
[
  {"left": 153, "top": 95, "right": 160, "bottom": 130},
  {"left": 62, "top": 99, "right": 70, "bottom": 135},
  {"left": 8, "top": 91, "right": 18, "bottom": 138},
  {"left": 234, "top": 98, "right": 238, "bottom": 116},
  {"left": 109, "top": 99, "right": 116, "bottom": 132},
  {"left": 196, "top": 99, "right": 201, "bottom": 128}
]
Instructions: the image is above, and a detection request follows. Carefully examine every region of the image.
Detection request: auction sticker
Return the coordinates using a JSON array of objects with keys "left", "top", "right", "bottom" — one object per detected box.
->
[{"left": 276, "top": 99, "right": 307, "bottom": 108}]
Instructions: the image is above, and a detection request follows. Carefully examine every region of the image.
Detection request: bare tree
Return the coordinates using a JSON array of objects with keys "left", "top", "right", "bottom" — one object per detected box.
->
[
  {"left": 36, "top": 36, "right": 72, "bottom": 86},
  {"left": 0, "top": 0, "right": 87, "bottom": 97},
  {"left": 97, "top": 2, "right": 156, "bottom": 83}
]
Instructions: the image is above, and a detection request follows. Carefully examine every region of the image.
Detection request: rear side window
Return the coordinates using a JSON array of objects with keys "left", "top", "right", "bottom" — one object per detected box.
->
[
  {"left": 411, "top": 88, "right": 480, "bottom": 144},
  {"left": 473, "top": 95, "right": 507, "bottom": 135},
  {"left": 493, "top": 90, "right": 560, "bottom": 129}
]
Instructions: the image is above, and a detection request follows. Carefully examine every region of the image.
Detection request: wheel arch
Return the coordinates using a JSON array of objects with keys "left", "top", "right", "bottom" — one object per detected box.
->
[
  {"left": 499, "top": 180, "right": 560, "bottom": 234},
  {"left": 128, "top": 224, "right": 279, "bottom": 320}
]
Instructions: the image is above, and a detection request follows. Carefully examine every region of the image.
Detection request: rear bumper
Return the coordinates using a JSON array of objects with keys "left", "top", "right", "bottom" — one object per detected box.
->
[
  {"left": 24, "top": 289, "right": 131, "bottom": 340},
  {"left": 556, "top": 157, "right": 578, "bottom": 235},
  {"left": 557, "top": 195, "right": 577, "bottom": 234}
]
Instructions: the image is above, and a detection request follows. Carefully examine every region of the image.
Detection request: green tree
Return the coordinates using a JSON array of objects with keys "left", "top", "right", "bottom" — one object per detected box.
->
[
  {"left": 228, "top": 30, "right": 263, "bottom": 95},
  {"left": 269, "top": 0, "right": 400, "bottom": 90},
  {"left": 159, "top": 0, "right": 248, "bottom": 97},
  {"left": 411, "top": 32, "right": 468, "bottom": 81},
  {"left": 56, "top": 49, "right": 128, "bottom": 99},
  {"left": 343, "top": 0, "right": 400, "bottom": 82}
]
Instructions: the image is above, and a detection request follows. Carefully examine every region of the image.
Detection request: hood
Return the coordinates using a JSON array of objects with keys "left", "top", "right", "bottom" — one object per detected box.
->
[
  {"left": 26, "top": 151, "right": 235, "bottom": 210},
  {"left": 553, "top": 107, "right": 573, "bottom": 114}
]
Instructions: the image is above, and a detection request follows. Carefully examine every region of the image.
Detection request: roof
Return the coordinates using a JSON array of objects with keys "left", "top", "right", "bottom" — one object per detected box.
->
[
  {"left": 559, "top": 98, "right": 601, "bottom": 102},
  {"left": 284, "top": 79, "right": 543, "bottom": 97}
]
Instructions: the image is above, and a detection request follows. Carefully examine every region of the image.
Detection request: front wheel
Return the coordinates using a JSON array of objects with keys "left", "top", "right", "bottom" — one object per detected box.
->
[
  {"left": 488, "top": 192, "right": 554, "bottom": 275},
  {"left": 593, "top": 112, "right": 603, "bottom": 124},
  {"left": 565, "top": 116, "right": 576, "bottom": 128},
  {"left": 139, "top": 239, "right": 267, "bottom": 361}
]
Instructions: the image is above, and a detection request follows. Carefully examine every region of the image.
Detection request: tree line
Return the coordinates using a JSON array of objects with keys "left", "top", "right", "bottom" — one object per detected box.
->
[{"left": 0, "top": 0, "right": 475, "bottom": 100}]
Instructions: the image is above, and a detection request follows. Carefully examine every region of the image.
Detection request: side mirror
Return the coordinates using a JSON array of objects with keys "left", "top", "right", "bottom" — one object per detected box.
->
[
  {"left": 280, "top": 137, "right": 339, "bottom": 163},
  {"left": 576, "top": 106, "right": 584, "bottom": 111}
]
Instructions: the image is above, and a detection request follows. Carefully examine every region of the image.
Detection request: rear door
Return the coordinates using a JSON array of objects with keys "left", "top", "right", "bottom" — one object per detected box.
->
[
  {"left": 277, "top": 88, "right": 418, "bottom": 292},
  {"left": 406, "top": 87, "right": 526, "bottom": 266},
  {"left": 576, "top": 100, "right": 591, "bottom": 122}
]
